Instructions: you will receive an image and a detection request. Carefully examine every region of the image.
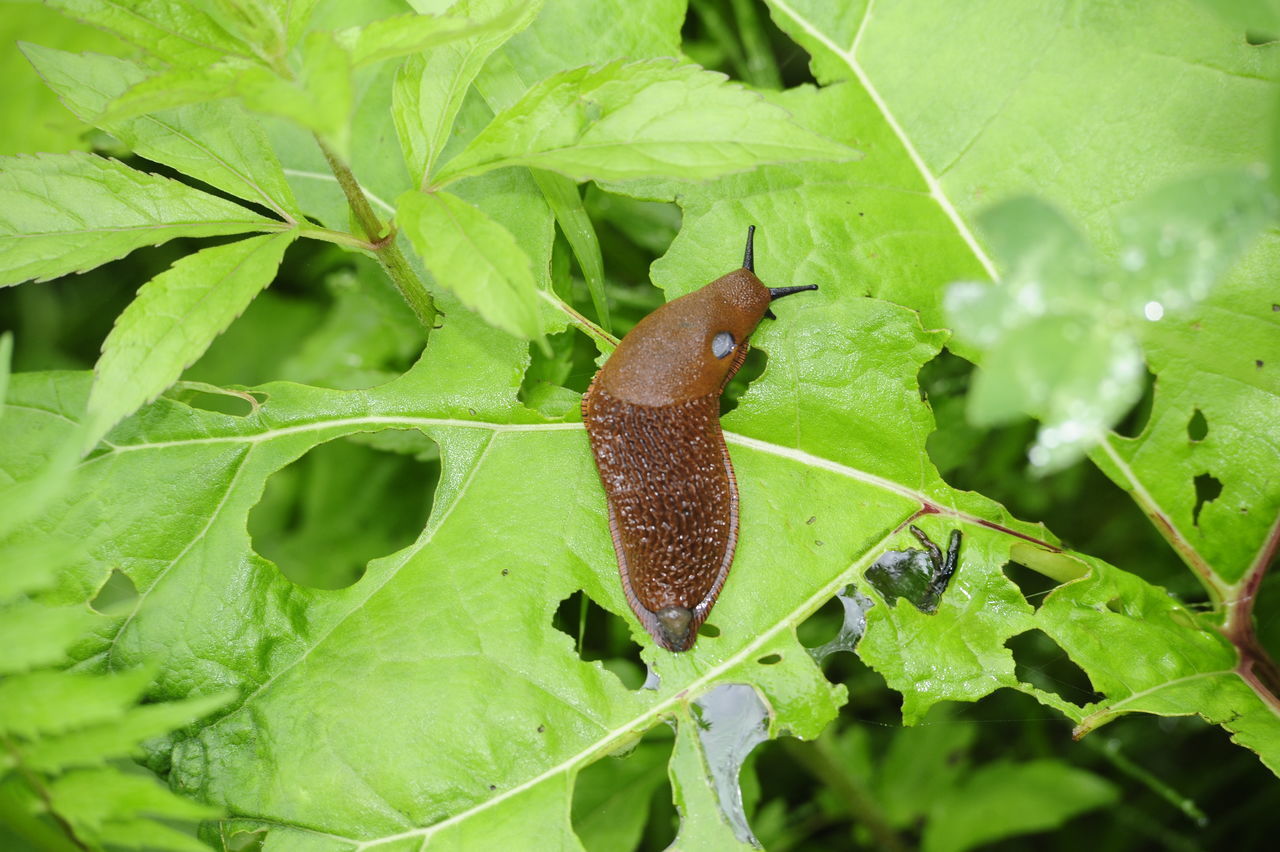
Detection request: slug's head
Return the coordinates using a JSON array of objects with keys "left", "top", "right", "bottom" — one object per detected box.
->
[{"left": 598, "top": 227, "right": 818, "bottom": 406}]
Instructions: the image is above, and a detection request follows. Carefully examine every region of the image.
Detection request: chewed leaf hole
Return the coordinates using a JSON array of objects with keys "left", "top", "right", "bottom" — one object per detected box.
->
[
  {"left": 571, "top": 725, "right": 674, "bottom": 851},
  {"left": 757, "top": 653, "right": 782, "bottom": 666},
  {"left": 1007, "top": 629, "right": 1100, "bottom": 705},
  {"left": 797, "top": 594, "right": 845, "bottom": 647},
  {"left": 690, "top": 684, "right": 770, "bottom": 846},
  {"left": 1192, "top": 473, "right": 1223, "bottom": 526},
  {"left": 249, "top": 433, "right": 438, "bottom": 590},
  {"left": 698, "top": 622, "right": 721, "bottom": 639},
  {"left": 1187, "top": 408, "right": 1208, "bottom": 442},
  {"left": 90, "top": 568, "right": 138, "bottom": 616},
  {"left": 1002, "top": 561, "right": 1060, "bottom": 610},
  {"left": 1114, "top": 364, "right": 1156, "bottom": 438},
  {"left": 519, "top": 327, "right": 596, "bottom": 419},
  {"left": 720, "top": 347, "right": 766, "bottom": 416},
  {"left": 804, "top": 584, "right": 874, "bottom": 662},
  {"left": 552, "top": 591, "right": 645, "bottom": 690},
  {"left": 170, "top": 382, "right": 265, "bottom": 417}
]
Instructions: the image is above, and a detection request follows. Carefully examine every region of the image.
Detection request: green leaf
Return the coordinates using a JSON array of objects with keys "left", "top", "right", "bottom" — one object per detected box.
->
[
  {"left": 98, "top": 33, "right": 355, "bottom": 155},
  {"left": 434, "top": 58, "right": 858, "bottom": 185},
  {"left": 0, "top": 2, "right": 128, "bottom": 156},
  {"left": 0, "top": 667, "right": 152, "bottom": 738},
  {"left": 0, "top": 601, "right": 98, "bottom": 676},
  {"left": 571, "top": 740, "right": 669, "bottom": 851},
  {"left": 392, "top": 0, "right": 544, "bottom": 186},
  {"left": 338, "top": 1, "right": 531, "bottom": 68},
  {"left": 945, "top": 172, "right": 1272, "bottom": 472},
  {"left": 922, "top": 759, "right": 1118, "bottom": 852},
  {"left": 0, "top": 152, "right": 278, "bottom": 287},
  {"left": 23, "top": 46, "right": 304, "bottom": 220},
  {"left": 86, "top": 230, "right": 296, "bottom": 450},
  {"left": 45, "top": 0, "right": 248, "bottom": 65},
  {"left": 21, "top": 692, "right": 233, "bottom": 773},
  {"left": 48, "top": 767, "right": 219, "bottom": 852},
  {"left": 397, "top": 189, "right": 544, "bottom": 340}
]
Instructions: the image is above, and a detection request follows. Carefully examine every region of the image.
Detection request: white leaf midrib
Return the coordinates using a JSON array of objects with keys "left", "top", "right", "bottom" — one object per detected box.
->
[{"left": 768, "top": 0, "right": 999, "bottom": 281}]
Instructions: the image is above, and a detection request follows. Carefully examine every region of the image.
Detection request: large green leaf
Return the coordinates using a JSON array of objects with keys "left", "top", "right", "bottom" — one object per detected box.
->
[
  {"left": 4, "top": 275, "right": 1275, "bottom": 846},
  {"left": 0, "top": 152, "right": 280, "bottom": 287}
]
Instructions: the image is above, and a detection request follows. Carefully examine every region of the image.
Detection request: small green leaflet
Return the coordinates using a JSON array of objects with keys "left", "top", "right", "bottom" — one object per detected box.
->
[
  {"left": 0, "top": 152, "right": 280, "bottom": 287},
  {"left": 85, "top": 231, "right": 297, "bottom": 451},
  {"left": 433, "top": 58, "right": 859, "bottom": 185},
  {"left": 397, "top": 190, "right": 545, "bottom": 342}
]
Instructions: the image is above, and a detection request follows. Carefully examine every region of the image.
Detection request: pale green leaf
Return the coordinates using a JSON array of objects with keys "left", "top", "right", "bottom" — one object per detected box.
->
[
  {"left": 0, "top": 152, "right": 277, "bottom": 287},
  {"left": 97, "top": 33, "right": 354, "bottom": 154},
  {"left": 434, "top": 58, "right": 858, "bottom": 185},
  {"left": 0, "top": 2, "right": 127, "bottom": 156},
  {"left": 338, "top": 1, "right": 531, "bottom": 68},
  {"left": 86, "top": 230, "right": 296, "bottom": 450},
  {"left": 21, "top": 692, "right": 233, "bottom": 773},
  {"left": 396, "top": 189, "right": 543, "bottom": 340},
  {"left": 49, "top": 766, "right": 219, "bottom": 829},
  {"left": 23, "top": 45, "right": 303, "bottom": 220},
  {"left": 0, "top": 667, "right": 152, "bottom": 738},
  {"left": 45, "top": 0, "right": 247, "bottom": 65},
  {"left": 392, "top": 0, "right": 544, "bottom": 185},
  {"left": 0, "top": 601, "right": 99, "bottom": 676}
]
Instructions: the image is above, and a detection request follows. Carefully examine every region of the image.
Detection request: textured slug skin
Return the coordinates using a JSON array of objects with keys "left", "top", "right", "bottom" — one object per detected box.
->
[{"left": 582, "top": 269, "right": 772, "bottom": 652}]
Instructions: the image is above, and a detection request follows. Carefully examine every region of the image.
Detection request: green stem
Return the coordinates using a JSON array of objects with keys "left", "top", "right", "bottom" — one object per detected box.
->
[{"left": 315, "top": 136, "right": 438, "bottom": 330}]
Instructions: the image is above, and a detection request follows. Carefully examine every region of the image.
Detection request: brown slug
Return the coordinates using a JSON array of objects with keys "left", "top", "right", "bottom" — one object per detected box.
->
[{"left": 582, "top": 227, "right": 817, "bottom": 652}]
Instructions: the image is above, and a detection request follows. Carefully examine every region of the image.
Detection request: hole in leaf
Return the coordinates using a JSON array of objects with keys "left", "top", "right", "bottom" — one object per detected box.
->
[
  {"left": 90, "top": 568, "right": 138, "bottom": 616},
  {"left": 797, "top": 594, "right": 845, "bottom": 648},
  {"left": 1246, "top": 30, "right": 1278, "bottom": 45},
  {"left": 1002, "top": 561, "right": 1059, "bottom": 610},
  {"left": 720, "top": 347, "right": 767, "bottom": 416},
  {"left": 681, "top": 0, "right": 817, "bottom": 89},
  {"left": 551, "top": 590, "right": 645, "bottom": 689},
  {"left": 1006, "top": 629, "right": 1100, "bottom": 705},
  {"left": 698, "top": 622, "right": 721, "bottom": 639},
  {"left": 689, "top": 684, "right": 771, "bottom": 845},
  {"left": 1192, "top": 473, "right": 1223, "bottom": 526},
  {"left": 572, "top": 725, "right": 675, "bottom": 851},
  {"left": 169, "top": 383, "right": 265, "bottom": 417},
  {"left": 758, "top": 653, "right": 782, "bottom": 666},
  {"left": 519, "top": 328, "right": 598, "bottom": 419},
  {"left": 249, "top": 433, "right": 438, "bottom": 590},
  {"left": 1113, "top": 364, "right": 1156, "bottom": 438},
  {"left": 224, "top": 830, "right": 266, "bottom": 852},
  {"left": 804, "top": 584, "right": 874, "bottom": 661},
  {"left": 1187, "top": 408, "right": 1208, "bottom": 442}
]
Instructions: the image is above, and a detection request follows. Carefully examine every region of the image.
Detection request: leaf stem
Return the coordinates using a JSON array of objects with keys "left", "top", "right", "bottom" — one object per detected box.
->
[
  {"left": 315, "top": 136, "right": 438, "bottom": 330},
  {"left": 297, "top": 225, "right": 376, "bottom": 251},
  {"left": 1223, "top": 513, "right": 1280, "bottom": 708}
]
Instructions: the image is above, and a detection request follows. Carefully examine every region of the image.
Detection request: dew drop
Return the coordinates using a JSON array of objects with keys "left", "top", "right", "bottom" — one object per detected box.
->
[{"left": 1143, "top": 301, "right": 1165, "bottom": 321}]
